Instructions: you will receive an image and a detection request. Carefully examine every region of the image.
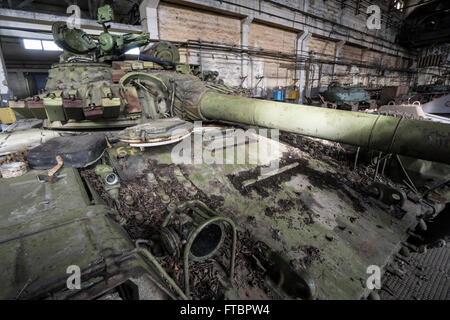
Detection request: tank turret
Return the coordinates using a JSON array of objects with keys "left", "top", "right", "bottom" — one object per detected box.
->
[{"left": 8, "top": 5, "right": 450, "bottom": 165}]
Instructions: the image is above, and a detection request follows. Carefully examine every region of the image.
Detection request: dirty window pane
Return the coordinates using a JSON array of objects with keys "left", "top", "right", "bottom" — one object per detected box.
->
[
  {"left": 125, "top": 47, "right": 140, "bottom": 55},
  {"left": 42, "top": 40, "right": 63, "bottom": 51},
  {"left": 23, "top": 39, "right": 42, "bottom": 50}
]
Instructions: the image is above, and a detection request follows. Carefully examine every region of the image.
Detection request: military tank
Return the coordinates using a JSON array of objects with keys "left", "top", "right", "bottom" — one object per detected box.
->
[
  {"left": 319, "top": 82, "right": 376, "bottom": 111},
  {"left": 1, "top": 5, "right": 449, "bottom": 301}
]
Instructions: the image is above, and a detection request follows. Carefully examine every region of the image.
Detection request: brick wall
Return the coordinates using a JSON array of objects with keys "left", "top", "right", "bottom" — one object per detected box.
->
[
  {"left": 158, "top": 3, "right": 241, "bottom": 44},
  {"left": 156, "top": 0, "right": 416, "bottom": 92},
  {"left": 248, "top": 23, "right": 297, "bottom": 54}
]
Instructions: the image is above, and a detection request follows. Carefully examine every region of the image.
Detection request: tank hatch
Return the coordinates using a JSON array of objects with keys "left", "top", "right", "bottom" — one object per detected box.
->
[{"left": 118, "top": 118, "right": 193, "bottom": 148}]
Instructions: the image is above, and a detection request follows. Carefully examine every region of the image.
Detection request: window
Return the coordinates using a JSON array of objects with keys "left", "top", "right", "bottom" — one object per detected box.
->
[
  {"left": 42, "top": 40, "right": 63, "bottom": 51},
  {"left": 125, "top": 47, "right": 140, "bottom": 55},
  {"left": 23, "top": 39, "right": 62, "bottom": 51},
  {"left": 23, "top": 39, "right": 42, "bottom": 50},
  {"left": 393, "top": 0, "right": 404, "bottom": 11}
]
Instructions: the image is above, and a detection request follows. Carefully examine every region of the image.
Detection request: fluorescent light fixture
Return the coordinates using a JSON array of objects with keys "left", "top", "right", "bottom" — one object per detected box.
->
[
  {"left": 42, "top": 40, "right": 63, "bottom": 51},
  {"left": 23, "top": 39, "right": 42, "bottom": 50},
  {"left": 125, "top": 47, "right": 140, "bottom": 55}
]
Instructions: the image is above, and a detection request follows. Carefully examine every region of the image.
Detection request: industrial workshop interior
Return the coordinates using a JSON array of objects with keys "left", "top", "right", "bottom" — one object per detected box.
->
[{"left": 0, "top": 0, "right": 449, "bottom": 307}]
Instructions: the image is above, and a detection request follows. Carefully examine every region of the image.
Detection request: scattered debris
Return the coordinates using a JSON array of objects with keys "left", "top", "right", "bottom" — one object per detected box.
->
[
  {"left": 0, "top": 161, "right": 27, "bottom": 179},
  {"left": 80, "top": 159, "right": 277, "bottom": 300},
  {"left": 227, "top": 154, "right": 368, "bottom": 213}
]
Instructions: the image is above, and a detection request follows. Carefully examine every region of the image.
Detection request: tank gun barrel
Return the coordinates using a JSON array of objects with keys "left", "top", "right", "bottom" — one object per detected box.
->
[{"left": 198, "top": 92, "right": 450, "bottom": 164}]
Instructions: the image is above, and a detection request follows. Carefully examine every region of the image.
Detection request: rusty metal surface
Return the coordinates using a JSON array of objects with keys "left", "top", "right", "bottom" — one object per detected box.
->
[
  {"left": 421, "top": 94, "right": 450, "bottom": 114},
  {"left": 94, "top": 129, "right": 423, "bottom": 299},
  {"left": 380, "top": 243, "right": 450, "bottom": 300},
  {"left": 123, "top": 87, "right": 142, "bottom": 114},
  {"left": 0, "top": 167, "right": 141, "bottom": 299}
]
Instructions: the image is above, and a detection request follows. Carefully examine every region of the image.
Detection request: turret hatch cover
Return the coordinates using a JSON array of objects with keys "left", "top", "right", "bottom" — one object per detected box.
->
[
  {"left": 118, "top": 118, "right": 193, "bottom": 147},
  {"left": 52, "top": 22, "right": 97, "bottom": 54}
]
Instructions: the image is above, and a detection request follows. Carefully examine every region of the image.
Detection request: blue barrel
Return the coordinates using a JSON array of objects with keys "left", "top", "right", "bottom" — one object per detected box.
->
[{"left": 273, "top": 89, "right": 284, "bottom": 101}]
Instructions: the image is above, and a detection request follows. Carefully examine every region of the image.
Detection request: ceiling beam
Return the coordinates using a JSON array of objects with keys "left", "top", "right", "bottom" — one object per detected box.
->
[
  {"left": 0, "top": 8, "right": 142, "bottom": 36},
  {"left": 16, "top": 0, "right": 35, "bottom": 9}
]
